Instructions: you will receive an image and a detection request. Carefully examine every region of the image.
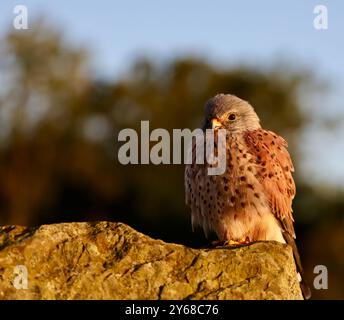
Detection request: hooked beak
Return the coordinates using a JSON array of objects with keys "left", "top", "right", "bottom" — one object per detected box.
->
[{"left": 211, "top": 118, "right": 222, "bottom": 130}]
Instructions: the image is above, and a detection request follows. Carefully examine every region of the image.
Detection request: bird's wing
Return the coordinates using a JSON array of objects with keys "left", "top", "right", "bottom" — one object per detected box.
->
[
  {"left": 244, "top": 129, "right": 296, "bottom": 238},
  {"left": 244, "top": 129, "right": 312, "bottom": 299}
]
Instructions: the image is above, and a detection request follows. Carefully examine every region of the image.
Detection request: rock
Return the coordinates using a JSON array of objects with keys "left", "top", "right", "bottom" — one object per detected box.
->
[{"left": 0, "top": 222, "right": 303, "bottom": 300}]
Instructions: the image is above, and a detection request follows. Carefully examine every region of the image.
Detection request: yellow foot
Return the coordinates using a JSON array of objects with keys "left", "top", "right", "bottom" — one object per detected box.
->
[
  {"left": 226, "top": 237, "right": 251, "bottom": 246},
  {"left": 211, "top": 237, "right": 251, "bottom": 248},
  {"left": 227, "top": 240, "right": 240, "bottom": 245}
]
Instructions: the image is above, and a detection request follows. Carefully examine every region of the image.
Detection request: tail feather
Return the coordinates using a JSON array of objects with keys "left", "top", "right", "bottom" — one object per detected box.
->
[{"left": 283, "top": 232, "right": 311, "bottom": 300}]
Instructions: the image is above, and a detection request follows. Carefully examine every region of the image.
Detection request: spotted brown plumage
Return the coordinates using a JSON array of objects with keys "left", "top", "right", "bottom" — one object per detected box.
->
[
  {"left": 185, "top": 94, "right": 311, "bottom": 299},
  {"left": 244, "top": 129, "right": 296, "bottom": 239}
]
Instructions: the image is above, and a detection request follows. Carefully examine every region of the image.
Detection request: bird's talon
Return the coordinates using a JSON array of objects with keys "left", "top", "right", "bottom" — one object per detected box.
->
[{"left": 228, "top": 240, "right": 240, "bottom": 245}]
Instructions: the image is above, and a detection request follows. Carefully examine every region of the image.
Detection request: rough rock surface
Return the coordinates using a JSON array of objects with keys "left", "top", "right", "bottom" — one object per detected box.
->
[{"left": 0, "top": 222, "right": 303, "bottom": 300}]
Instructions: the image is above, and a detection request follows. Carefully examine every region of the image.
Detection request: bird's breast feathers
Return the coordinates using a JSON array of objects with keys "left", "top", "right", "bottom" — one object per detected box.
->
[{"left": 185, "top": 129, "right": 296, "bottom": 242}]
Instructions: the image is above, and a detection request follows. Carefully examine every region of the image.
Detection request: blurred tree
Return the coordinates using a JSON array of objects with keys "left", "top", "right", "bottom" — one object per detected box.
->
[
  {"left": 0, "top": 24, "right": 309, "bottom": 228},
  {"left": 0, "top": 22, "right": 343, "bottom": 298}
]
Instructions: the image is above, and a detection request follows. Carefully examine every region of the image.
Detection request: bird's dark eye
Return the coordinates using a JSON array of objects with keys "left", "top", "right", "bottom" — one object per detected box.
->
[{"left": 228, "top": 113, "right": 236, "bottom": 121}]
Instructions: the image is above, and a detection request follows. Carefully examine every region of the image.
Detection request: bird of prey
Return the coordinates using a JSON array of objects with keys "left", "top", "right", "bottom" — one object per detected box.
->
[{"left": 185, "top": 94, "right": 311, "bottom": 299}]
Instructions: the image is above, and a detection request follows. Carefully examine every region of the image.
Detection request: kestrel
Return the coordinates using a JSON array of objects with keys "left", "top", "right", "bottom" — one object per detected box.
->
[{"left": 185, "top": 94, "right": 311, "bottom": 299}]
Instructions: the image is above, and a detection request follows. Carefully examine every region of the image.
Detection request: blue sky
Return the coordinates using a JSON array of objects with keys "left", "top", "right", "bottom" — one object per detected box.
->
[
  {"left": 1, "top": 1, "right": 343, "bottom": 80},
  {"left": 1, "top": 0, "right": 344, "bottom": 187}
]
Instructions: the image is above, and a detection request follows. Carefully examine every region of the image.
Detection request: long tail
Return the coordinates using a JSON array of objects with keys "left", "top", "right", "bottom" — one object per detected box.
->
[{"left": 283, "top": 232, "right": 312, "bottom": 300}]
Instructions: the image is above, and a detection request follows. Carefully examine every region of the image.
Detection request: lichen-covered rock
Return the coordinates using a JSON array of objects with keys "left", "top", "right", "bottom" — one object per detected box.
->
[{"left": 0, "top": 222, "right": 303, "bottom": 300}]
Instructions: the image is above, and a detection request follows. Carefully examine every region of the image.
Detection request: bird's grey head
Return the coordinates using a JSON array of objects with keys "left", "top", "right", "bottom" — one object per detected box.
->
[{"left": 203, "top": 94, "right": 261, "bottom": 133}]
